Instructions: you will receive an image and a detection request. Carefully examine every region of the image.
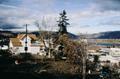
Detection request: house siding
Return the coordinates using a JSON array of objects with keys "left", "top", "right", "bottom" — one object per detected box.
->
[{"left": 9, "top": 34, "right": 47, "bottom": 56}]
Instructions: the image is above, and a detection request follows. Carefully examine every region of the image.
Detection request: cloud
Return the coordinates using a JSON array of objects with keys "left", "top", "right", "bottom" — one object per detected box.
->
[
  {"left": 0, "top": 0, "right": 9, "bottom": 4},
  {"left": 0, "top": 23, "right": 21, "bottom": 30},
  {"left": 0, "top": 5, "right": 29, "bottom": 18},
  {"left": 0, "top": 4, "right": 18, "bottom": 9},
  {"left": 88, "top": 0, "right": 120, "bottom": 11},
  {"left": 0, "top": 18, "right": 22, "bottom": 30},
  {"left": 0, "top": 13, "right": 23, "bottom": 30},
  {"left": 20, "top": 0, "right": 56, "bottom": 12},
  {"left": 0, "top": 3, "right": 33, "bottom": 28},
  {"left": 99, "top": 16, "right": 120, "bottom": 26},
  {"left": 0, "top": 0, "right": 57, "bottom": 27},
  {"left": 0, "top": 0, "right": 120, "bottom": 33}
]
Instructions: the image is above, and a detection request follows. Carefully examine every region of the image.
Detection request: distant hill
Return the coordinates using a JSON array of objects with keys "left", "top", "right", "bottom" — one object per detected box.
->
[
  {"left": 82, "top": 31, "right": 120, "bottom": 39},
  {"left": 0, "top": 30, "right": 79, "bottom": 40},
  {"left": 97, "top": 31, "right": 120, "bottom": 39},
  {"left": 31, "top": 31, "right": 79, "bottom": 39},
  {"left": 0, "top": 30, "right": 17, "bottom": 38},
  {"left": 1, "top": 30, "right": 120, "bottom": 39},
  {"left": 67, "top": 32, "right": 79, "bottom": 39}
]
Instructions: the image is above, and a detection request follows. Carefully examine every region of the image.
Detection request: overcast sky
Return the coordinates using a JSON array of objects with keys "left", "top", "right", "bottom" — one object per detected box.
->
[{"left": 0, "top": 0, "right": 120, "bottom": 34}]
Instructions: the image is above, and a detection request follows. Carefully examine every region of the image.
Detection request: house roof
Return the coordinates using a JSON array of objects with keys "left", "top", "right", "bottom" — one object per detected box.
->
[
  {"left": 10, "top": 38, "right": 22, "bottom": 46},
  {"left": 17, "top": 34, "right": 25, "bottom": 39},
  {"left": 17, "top": 34, "right": 37, "bottom": 40},
  {"left": 28, "top": 34, "right": 37, "bottom": 40},
  {"left": 10, "top": 34, "right": 38, "bottom": 47}
]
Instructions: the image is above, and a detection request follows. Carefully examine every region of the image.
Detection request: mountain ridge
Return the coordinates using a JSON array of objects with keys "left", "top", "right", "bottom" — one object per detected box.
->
[
  {"left": 1, "top": 30, "right": 120, "bottom": 39},
  {"left": 83, "top": 31, "right": 120, "bottom": 39}
]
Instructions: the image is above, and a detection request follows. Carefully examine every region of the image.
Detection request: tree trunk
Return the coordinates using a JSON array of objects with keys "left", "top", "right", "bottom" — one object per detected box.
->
[{"left": 83, "top": 57, "right": 86, "bottom": 79}]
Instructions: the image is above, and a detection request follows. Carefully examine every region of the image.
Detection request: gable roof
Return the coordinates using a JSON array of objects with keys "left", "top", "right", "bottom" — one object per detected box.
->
[
  {"left": 17, "top": 34, "right": 25, "bottom": 39},
  {"left": 28, "top": 34, "right": 37, "bottom": 40},
  {"left": 17, "top": 34, "right": 37, "bottom": 40},
  {"left": 10, "top": 38, "right": 22, "bottom": 46}
]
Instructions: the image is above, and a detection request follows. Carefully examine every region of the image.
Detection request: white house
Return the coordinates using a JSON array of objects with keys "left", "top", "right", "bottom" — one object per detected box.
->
[
  {"left": 9, "top": 34, "right": 47, "bottom": 56},
  {"left": 109, "top": 48, "right": 120, "bottom": 57},
  {"left": 98, "top": 48, "right": 120, "bottom": 66}
]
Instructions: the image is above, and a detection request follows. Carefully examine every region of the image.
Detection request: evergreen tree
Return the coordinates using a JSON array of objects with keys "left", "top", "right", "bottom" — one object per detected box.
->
[{"left": 57, "top": 10, "right": 69, "bottom": 34}]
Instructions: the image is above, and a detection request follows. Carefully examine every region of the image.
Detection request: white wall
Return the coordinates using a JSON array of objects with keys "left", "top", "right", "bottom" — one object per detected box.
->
[
  {"left": 11, "top": 46, "right": 46, "bottom": 55},
  {"left": 21, "top": 36, "right": 31, "bottom": 47},
  {"left": 9, "top": 40, "right": 13, "bottom": 48},
  {"left": 9, "top": 36, "right": 50, "bottom": 56},
  {"left": 110, "top": 48, "right": 120, "bottom": 56}
]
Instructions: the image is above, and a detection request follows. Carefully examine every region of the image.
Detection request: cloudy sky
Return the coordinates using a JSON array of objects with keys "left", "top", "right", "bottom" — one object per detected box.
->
[{"left": 0, "top": 0, "right": 120, "bottom": 34}]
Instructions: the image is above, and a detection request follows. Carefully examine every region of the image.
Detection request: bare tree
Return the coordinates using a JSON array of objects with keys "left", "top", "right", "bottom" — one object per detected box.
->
[
  {"left": 34, "top": 17, "right": 57, "bottom": 58},
  {"left": 35, "top": 21, "right": 46, "bottom": 56},
  {"left": 79, "top": 34, "right": 88, "bottom": 79}
]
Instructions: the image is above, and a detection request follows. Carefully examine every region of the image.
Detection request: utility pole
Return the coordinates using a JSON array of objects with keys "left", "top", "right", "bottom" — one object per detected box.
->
[
  {"left": 24, "top": 24, "right": 29, "bottom": 60},
  {"left": 24, "top": 24, "right": 28, "bottom": 53}
]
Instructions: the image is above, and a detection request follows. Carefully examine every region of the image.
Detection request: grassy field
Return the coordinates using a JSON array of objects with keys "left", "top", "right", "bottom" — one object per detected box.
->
[{"left": 95, "top": 39, "right": 120, "bottom": 44}]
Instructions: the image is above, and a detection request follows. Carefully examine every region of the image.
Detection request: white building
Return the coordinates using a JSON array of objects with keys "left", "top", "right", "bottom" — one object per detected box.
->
[
  {"left": 99, "top": 55, "right": 120, "bottom": 66},
  {"left": 99, "top": 48, "right": 120, "bottom": 66},
  {"left": 9, "top": 34, "right": 47, "bottom": 56},
  {"left": 109, "top": 48, "right": 120, "bottom": 57},
  {"left": 88, "top": 47, "right": 120, "bottom": 66}
]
